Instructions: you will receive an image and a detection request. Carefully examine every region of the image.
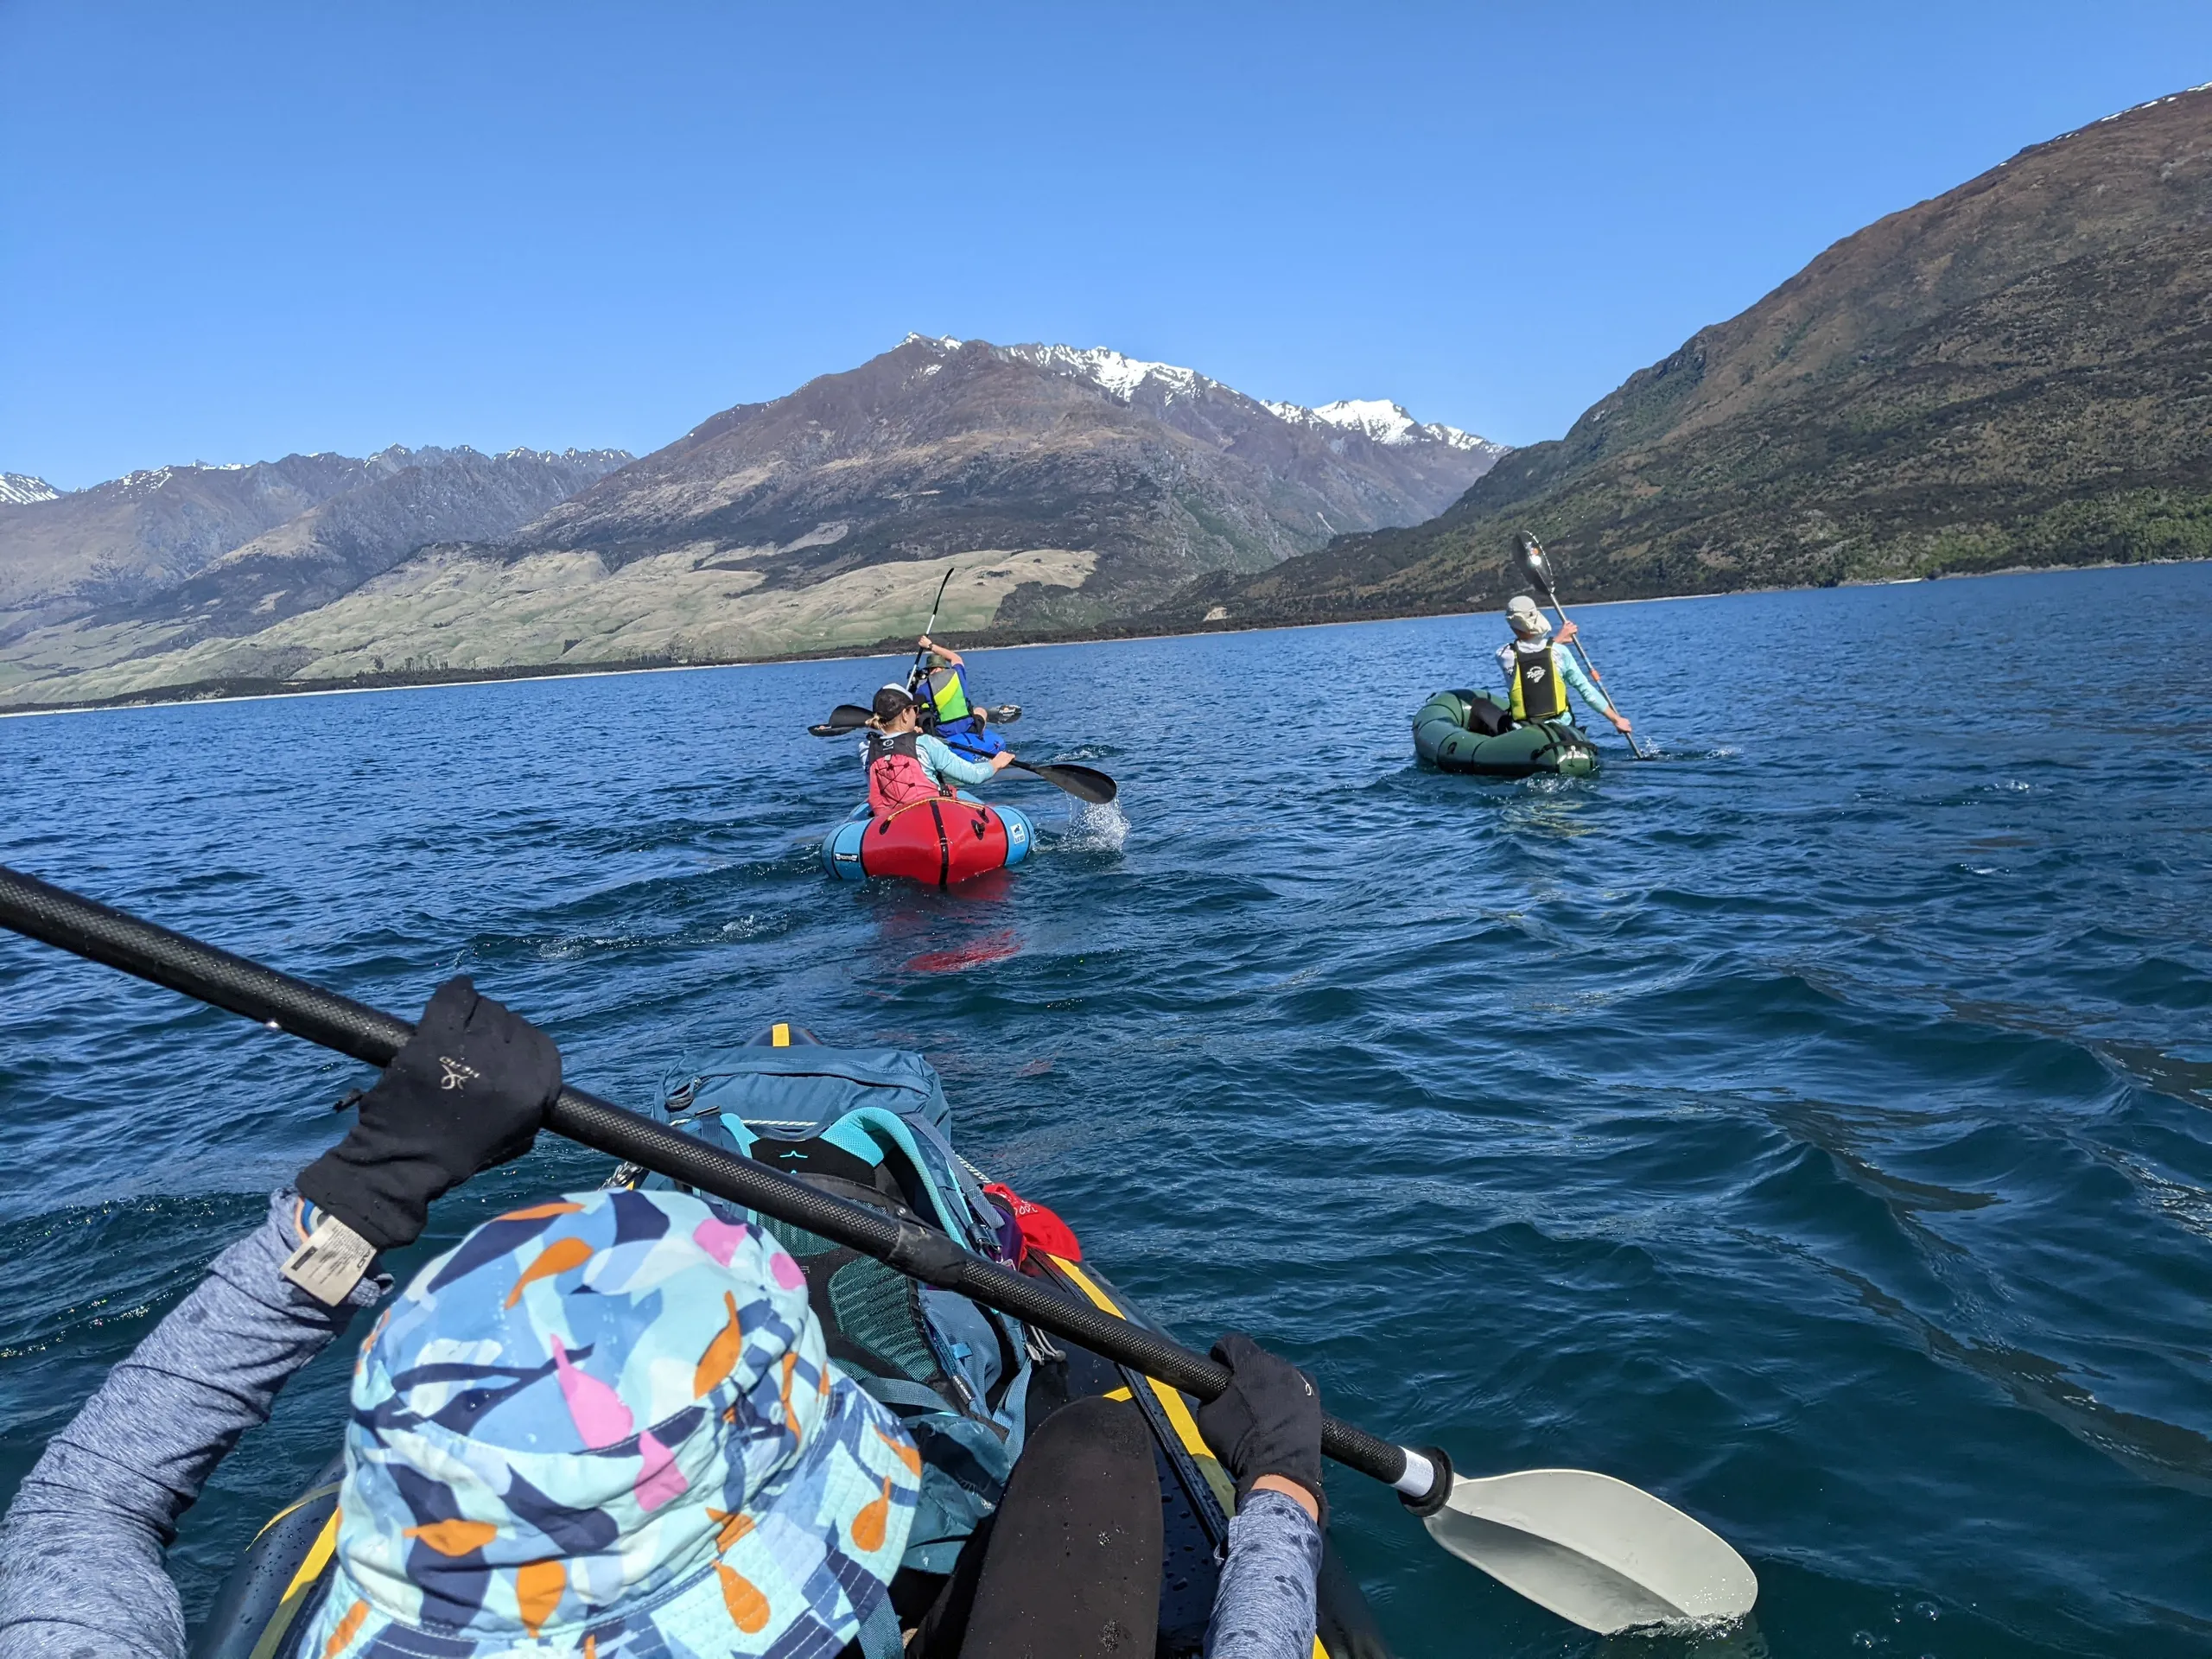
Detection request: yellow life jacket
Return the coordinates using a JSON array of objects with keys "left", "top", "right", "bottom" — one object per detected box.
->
[
  {"left": 922, "top": 663, "right": 973, "bottom": 725},
  {"left": 1509, "top": 643, "right": 1567, "bottom": 721}
]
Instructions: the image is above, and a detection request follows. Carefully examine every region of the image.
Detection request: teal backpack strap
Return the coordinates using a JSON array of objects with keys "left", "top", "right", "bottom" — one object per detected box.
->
[
  {"left": 853, "top": 1375, "right": 958, "bottom": 1414},
  {"left": 856, "top": 1591, "right": 903, "bottom": 1659}
]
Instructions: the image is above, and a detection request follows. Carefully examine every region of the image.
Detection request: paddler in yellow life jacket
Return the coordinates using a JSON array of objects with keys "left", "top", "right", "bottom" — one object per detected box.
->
[
  {"left": 1497, "top": 595, "right": 1634, "bottom": 736},
  {"left": 911, "top": 634, "right": 1007, "bottom": 763}
]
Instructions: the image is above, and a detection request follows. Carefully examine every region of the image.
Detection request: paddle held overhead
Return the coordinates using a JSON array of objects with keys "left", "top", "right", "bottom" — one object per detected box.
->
[{"left": 1512, "top": 531, "right": 1653, "bottom": 760}]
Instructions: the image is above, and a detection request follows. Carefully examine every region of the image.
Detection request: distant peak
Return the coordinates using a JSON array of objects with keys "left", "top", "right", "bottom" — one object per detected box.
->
[
  {"left": 887, "top": 334, "right": 1497, "bottom": 449},
  {"left": 1264, "top": 396, "right": 1499, "bottom": 453},
  {"left": 498, "top": 446, "right": 634, "bottom": 465},
  {"left": 0, "top": 472, "right": 60, "bottom": 505},
  {"left": 1006, "top": 343, "right": 1205, "bottom": 404}
]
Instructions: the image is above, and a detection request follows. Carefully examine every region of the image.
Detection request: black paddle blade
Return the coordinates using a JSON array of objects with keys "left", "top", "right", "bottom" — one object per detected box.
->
[
  {"left": 1513, "top": 531, "right": 1556, "bottom": 597},
  {"left": 1012, "top": 759, "right": 1116, "bottom": 804},
  {"left": 811, "top": 704, "right": 874, "bottom": 736},
  {"left": 986, "top": 703, "right": 1022, "bottom": 724}
]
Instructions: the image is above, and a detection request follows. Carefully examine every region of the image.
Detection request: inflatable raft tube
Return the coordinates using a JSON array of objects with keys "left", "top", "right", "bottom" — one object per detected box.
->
[
  {"left": 1413, "top": 688, "right": 1599, "bottom": 779},
  {"left": 821, "top": 794, "right": 1034, "bottom": 887},
  {"left": 193, "top": 1029, "right": 1392, "bottom": 1659}
]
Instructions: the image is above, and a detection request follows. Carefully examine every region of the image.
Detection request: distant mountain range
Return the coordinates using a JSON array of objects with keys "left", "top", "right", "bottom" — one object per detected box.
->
[
  {"left": 0, "top": 448, "right": 631, "bottom": 705},
  {"left": 18, "top": 77, "right": 2203, "bottom": 712},
  {"left": 1157, "top": 84, "right": 2212, "bottom": 629},
  {"left": 0, "top": 340, "right": 1497, "bottom": 707}
]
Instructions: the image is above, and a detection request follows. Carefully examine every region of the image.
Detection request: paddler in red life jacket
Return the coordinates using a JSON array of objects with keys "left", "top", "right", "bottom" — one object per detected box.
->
[
  {"left": 911, "top": 634, "right": 1007, "bottom": 762},
  {"left": 1497, "top": 594, "right": 1635, "bottom": 737},
  {"left": 866, "top": 682, "right": 1012, "bottom": 816}
]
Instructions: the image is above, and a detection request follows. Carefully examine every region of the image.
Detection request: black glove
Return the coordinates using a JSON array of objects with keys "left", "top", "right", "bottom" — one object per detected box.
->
[
  {"left": 1194, "top": 1332, "right": 1326, "bottom": 1523},
  {"left": 296, "top": 976, "right": 561, "bottom": 1250}
]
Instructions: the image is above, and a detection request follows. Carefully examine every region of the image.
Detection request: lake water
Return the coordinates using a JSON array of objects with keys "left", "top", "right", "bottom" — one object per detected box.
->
[{"left": 2, "top": 563, "right": 2209, "bottom": 1657}]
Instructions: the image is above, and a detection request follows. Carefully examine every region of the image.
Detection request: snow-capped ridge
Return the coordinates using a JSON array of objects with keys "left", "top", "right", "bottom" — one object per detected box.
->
[
  {"left": 893, "top": 334, "right": 1497, "bottom": 452},
  {"left": 918, "top": 339, "right": 1500, "bottom": 452},
  {"left": 1007, "top": 342, "right": 1207, "bottom": 404},
  {"left": 1265, "top": 397, "right": 1498, "bottom": 454},
  {"left": 0, "top": 473, "right": 60, "bottom": 506}
]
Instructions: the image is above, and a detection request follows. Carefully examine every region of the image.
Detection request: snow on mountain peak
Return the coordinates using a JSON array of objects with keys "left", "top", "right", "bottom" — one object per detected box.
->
[
  {"left": 1263, "top": 397, "right": 1496, "bottom": 454},
  {"left": 892, "top": 334, "right": 1498, "bottom": 453},
  {"left": 1006, "top": 343, "right": 1205, "bottom": 404},
  {"left": 0, "top": 473, "right": 60, "bottom": 505},
  {"left": 1314, "top": 399, "right": 1422, "bottom": 444}
]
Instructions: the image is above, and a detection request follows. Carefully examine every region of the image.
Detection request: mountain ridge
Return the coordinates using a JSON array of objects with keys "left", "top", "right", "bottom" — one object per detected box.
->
[
  {"left": 1152, "top": 82, "right": 2212, "bottom": 629},
  {"left": 0, "top": 474, "right": 59, "bottom": 507},
  {"left": 0, "top": 339, "right": 1491, "bottom": 707}
]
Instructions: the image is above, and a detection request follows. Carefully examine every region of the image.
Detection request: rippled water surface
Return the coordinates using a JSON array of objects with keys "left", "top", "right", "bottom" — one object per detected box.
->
[{"left": 3, "top": 563, "right": 2209, "bottom": 1656}]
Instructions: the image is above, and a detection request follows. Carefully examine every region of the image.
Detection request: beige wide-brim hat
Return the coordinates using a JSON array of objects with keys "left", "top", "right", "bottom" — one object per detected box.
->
[{"left": 1506, "top": 594, "right": 1551, "bottom": 637}]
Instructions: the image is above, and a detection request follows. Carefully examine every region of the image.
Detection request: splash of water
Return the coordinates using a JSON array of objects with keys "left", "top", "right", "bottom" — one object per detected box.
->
[{"left": 1061, "top": 798, "right": 1129, "bottom": 853}]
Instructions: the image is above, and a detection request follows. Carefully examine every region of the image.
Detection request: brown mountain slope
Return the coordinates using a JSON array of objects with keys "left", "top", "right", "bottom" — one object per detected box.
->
[
  {"left": 513, "top": 334, "right": 1500, "bottom": 626},
  {"left": 0, "top": 447, "right": 629, "bottom": 702},
  {"left": 1160, "top": 85, "right": 2212, "bottom": 626},
  {"left": 0, "top": 340, "right": 1494, "bottom": 708}
]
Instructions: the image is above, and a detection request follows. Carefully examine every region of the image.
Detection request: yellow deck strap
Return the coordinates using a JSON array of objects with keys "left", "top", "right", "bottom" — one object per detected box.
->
[
  {"left": 1045, "top": 1257, "right": 1218, "bottom": 1467},
  {"left": 1045, "top": 1257, "right": 1336, "bottom": 1659},
  {"left": 248, "top": 1504, "right": 340, "bottom": 1659},
  {"left": 1103, "top": 1385, "right": 1133, "bottom": 1402},
  {"left": 249, "top": 1479, "right": 340, "bottom": 1545},
  {"left": 771, "top": 1022, "right": 791, "bottom": 1047}
]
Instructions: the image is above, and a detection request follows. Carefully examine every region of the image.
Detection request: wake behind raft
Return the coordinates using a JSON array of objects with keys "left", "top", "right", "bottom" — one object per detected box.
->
[
  {"left": 1412, "top": 689, "right": 1600, "bottom": 779},
  {"left": 200, "top": 1027, "right": 1394, "bottom": 1659},
  {"left": 822, "top": 794, "right": 1036, "bottom": 887}
]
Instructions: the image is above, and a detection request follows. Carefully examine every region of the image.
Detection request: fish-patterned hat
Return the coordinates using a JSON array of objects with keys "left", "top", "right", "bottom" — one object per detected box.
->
[{"left": 300, "top": 1186, "right": 921, "bottom": 1658}]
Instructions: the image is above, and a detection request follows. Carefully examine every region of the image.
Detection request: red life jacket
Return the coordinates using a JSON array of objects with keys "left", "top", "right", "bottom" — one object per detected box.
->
[{"left": 867, "top": 731, "right": 949, "bottom": 816}]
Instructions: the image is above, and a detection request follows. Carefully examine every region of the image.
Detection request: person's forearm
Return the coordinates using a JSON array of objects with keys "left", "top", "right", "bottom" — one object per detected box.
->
[
  {"left": 1204, "top": 1490, "right": 1321, "bottom": 1659},
  {"left": 0, "top": 1191, "right": 384, "bottom": 1659},
  {"left": 1560, "top": 653, "right": 1612, "bottom": 714},
  {"left": 919, "top": 735, "right": 998, "bottom": 786}
]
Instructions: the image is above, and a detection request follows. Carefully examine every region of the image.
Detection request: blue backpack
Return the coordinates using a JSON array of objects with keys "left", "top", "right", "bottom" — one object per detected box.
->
[{"left": 641, "top": 1042, "right": 1030, "bottom": 1574}]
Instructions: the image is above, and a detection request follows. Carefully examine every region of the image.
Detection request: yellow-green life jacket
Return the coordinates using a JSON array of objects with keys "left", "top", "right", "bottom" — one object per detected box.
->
[
  {"left": 923, "top": 664, "right": 972, "bottom": 725},
  {"left": 1509, "top": 643, "right": 1567, "bottom": 721}
]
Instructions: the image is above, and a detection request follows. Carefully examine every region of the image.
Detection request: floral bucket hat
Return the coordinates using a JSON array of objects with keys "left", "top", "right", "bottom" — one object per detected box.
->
[{"left": 301, "top": 1186, "right": 922, "bottom": 1658}]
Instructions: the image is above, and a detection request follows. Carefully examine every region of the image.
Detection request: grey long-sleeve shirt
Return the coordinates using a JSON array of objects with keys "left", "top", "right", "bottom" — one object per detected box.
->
[
  {"left": 1208, "top": 1491, "right": 1323, "bottom": 1659},
  {"left": 0, "top": 1194, "right": 1322, "bottom": 1659},
  {"left": 0, "top": 1192, "right": 384, "bottom": 1659}
]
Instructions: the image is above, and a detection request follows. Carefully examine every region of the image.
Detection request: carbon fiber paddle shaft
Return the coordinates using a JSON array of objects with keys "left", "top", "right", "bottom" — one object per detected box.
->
[{"left": 0, "top": 863, "right": 1426, "bottom": 1496}]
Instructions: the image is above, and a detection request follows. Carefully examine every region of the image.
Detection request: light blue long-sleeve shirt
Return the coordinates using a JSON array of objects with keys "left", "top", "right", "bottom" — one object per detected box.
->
[
  {"left": 1497, "top": 639, "right": 1611, "bottom": 717},
  {"left": 914, "top": 730, "right": 999, "bottom": 788}
]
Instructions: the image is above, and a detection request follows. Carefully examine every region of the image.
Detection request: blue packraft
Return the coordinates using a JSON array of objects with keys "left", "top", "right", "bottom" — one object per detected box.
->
[{"left": 646, "top": 1043, "right": 1030, "bottom": 1574}]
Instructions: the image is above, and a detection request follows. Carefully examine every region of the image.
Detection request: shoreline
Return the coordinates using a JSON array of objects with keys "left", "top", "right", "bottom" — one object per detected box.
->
[{"left": 0, "top": 555, "right": 2193, "bottom": 721}]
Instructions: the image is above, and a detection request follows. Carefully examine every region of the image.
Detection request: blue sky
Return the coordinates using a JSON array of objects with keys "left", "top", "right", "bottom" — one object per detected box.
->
[{"left": 4, "top": 2, "right": 2207, "bottom": 488}]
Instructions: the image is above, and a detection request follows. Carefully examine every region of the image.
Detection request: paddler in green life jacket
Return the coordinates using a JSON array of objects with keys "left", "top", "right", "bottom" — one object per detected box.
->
[
  {"left": 910, "top": 636, "right": 1007, "bottom": 763},
  {"left": 1497, "top": 594, "right": 1635, "bottom": 738}
]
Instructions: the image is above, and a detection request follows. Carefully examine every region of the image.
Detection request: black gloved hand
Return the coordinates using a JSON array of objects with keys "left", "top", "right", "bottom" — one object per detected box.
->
[
  {"left": 1194, "top": 1331, "right": 1327, "bottom": 1523},
  {"left": 296, "top": 976, "right": 561, "bottom": 1250}
]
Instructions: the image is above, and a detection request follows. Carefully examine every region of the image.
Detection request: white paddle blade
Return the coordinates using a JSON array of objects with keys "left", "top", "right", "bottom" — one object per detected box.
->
[{"left": 1424, "top": 1469, "right": 1757, "bottom": 1636}]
